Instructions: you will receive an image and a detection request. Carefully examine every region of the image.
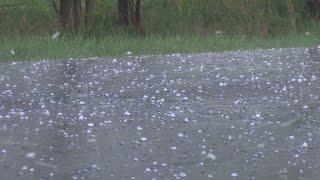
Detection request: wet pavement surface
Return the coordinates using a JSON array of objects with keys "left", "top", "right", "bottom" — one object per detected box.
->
[{"left": 0, "top": 48, "right": 320, "bottom": 180}]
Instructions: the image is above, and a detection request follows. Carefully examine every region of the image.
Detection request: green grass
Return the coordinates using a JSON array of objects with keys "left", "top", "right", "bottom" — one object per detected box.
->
[
  {"left": 1, "top": 0, "right": 320, "bottom": 62},
  {"left": 0, "top": 33, "right": 319, "bottom": 62}
]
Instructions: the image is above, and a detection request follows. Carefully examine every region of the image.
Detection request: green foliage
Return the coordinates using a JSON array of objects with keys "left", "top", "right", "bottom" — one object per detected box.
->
[
  {"left": 140, "top": 0, "right": 318, "bottom": 36},
  {"left": 1, "top": 1, "right": 319, "bottom": 62},
  {"left": 0, "top": 0, "right": 319, "bottom": 37},
  {"left": 0, "top": 0, "right": 57, "bottom": 37}
]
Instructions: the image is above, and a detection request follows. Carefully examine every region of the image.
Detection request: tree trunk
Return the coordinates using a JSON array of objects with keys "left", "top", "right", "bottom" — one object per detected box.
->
[
  {"left": 85, "top": 0, "right": 94, "bottom": 29},
  {"left": 306, "top": 0, "right": 320, "bottom": 18},
  {"left": 129, "top": 0, "right": 134, "bottom": 25},
  {"left": 60, "top": 0, "right": 74, "bottom": 31},
  {"left": 118, "top": 0, "right": 142, "bottom": 30},
  {"left": 118, "top": 0, "right": 129, "bottom": 25},
  {"left": 74, "top": 0, "right": 82, "bottom": 32},
  {"left": 134, "top": 0, "right": 141, "bottom": 28}
]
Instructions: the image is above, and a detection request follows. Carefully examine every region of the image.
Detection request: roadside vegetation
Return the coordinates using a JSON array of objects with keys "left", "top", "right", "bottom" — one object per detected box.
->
[{"left": 0, "top": 0, "right": 320, "bottom": 61}]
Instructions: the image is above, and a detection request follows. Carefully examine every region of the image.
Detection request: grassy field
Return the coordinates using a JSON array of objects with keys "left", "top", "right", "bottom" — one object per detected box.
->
[{"left": 1, "top": 32, "right": 319, "bottom": 62}]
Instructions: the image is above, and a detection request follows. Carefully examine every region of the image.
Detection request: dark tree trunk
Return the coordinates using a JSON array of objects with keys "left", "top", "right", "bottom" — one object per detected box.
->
[
  {"left": 129, "top": 0, "right": 134, "bottom": 25},
  {"left": 85, "top": 0, "right": 94, "bottom": 29},
  {"left": 134, "top": 0, "right": 141, "bottom": 28},
  {"left": 118, "top": 0, "right": 142, "bottom": 30},
  {"left": 306, "top": 0, "right": 320, "bottom": 18},
  {"left": 73, "top": 0, "right": 82, "bottom": 32},
  {"left": 60, "top": 0, "right": 74, "bottom": 31},
  {"left": 118, "top": 0, "right": 129, "bottom": 25}
]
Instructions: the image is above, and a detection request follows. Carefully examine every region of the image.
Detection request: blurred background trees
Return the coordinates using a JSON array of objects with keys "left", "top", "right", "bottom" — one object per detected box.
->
[
  {"left": 59, "top": 0, "right": 94, "bottom": 32},
  {"left": 0, "top": 0, "right": 319, "bottom": 37},
  {"left": 118, "top": 0, "right": 141, "bottom": 28}
]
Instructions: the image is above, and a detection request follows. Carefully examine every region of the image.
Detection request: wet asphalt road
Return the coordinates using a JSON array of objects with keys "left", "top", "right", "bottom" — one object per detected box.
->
[{"left": 0, "top": 48, "right": 320, "bottom": 180}]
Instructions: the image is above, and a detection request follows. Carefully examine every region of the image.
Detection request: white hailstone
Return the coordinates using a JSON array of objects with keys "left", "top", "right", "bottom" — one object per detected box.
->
[
  {"left": 87, "top": 123, "right": 94, "bottom": 127},
  {"left": 161, "top": 163, "right": 167, "bottom": 167},
  {"left": 26, "top": 152, "right": 36, "bottom": 159},
  {"left": 43, "top": 110, "right": 50, "bottom": 116},
  {"left": 2, "top": 149, "right": 6, "bottom": 154},
  {"left": 170, "top": 146, "right": 177, "bottom": 150},
  {"left": 231, "top": 173, "right": 238, "bottom": 178},
  {"left": 178, "top": 133, "right": 184, "bottom": 138},
  {"left": 140, "top": 137, "right": 147, "bottom": 142},
  {"left": 207, "top": 153, "right": 216, "bottom": 160},
  {"left": 92, "top": 164, "right": 99, "bottom": 169},
  {"left": 233, "top": 99, "right": 240, "bottom": 105},
  {"left": 301, "top": 142, "right": 308, "bottom": 148},
  {"left": 124, "top": 111, "right": 131, "bottom": 116},
  {"left": 167, "top": 112, "right": 176, "bottom": 117},
  {"left": 143, "top": 95, "right": 148, "bottom": 101},
  {"left": 179, "top": 172, "right": 187, "bottom": 177},
  {"left": 137, "top": 126, "right": 143, "bottom": 131}
]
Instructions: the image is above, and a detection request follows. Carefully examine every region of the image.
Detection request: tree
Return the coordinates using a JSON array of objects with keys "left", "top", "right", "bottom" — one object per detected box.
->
[
  {"left": 85, "top": 0, "right": 95, "bottom": 29},
  {"left": 117, "top": 0, "right": 141, "bottom": 29},
  {"left": 306, "top": 0, "right": 320, "bottom": 18},
  {"left": 73, "top": 0, "right": 83, "bottom": 31},
  {"left": 60, "top": 0, "right": 74, "bottom": 31},
  {"left": 133, "top": 0, "right": 141, "bottom": 28},
  {"left": 118, "top": 0, "right": 129, "bottom": 25},
  {"left": 59, "top": 0, "right": 94, "bottom": 32}
]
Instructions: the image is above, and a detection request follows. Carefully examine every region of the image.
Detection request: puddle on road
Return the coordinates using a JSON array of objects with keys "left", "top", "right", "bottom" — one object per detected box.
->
[{"left": 0, "top": 48, "right": 320, "bottom": 179}]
